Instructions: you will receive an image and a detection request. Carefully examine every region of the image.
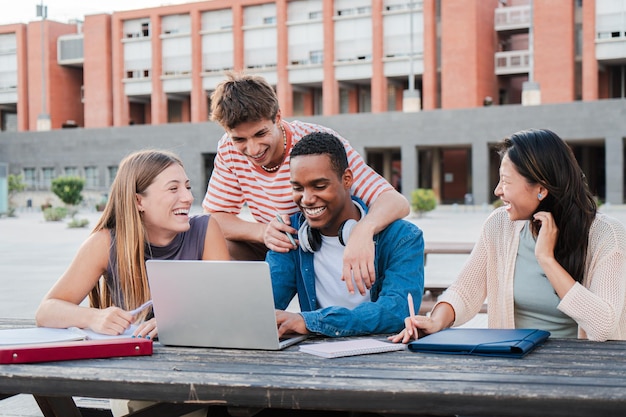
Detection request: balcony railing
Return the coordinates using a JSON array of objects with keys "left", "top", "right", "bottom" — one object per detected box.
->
[
  {"left": 495, "top": 50, "right": 530, "bottom": 75},
  {"left": 494, "top": 5, "right": 531, "bottom": 31},
  {"left": 58, "top": 34, "right": 84, "bottom": 66}
]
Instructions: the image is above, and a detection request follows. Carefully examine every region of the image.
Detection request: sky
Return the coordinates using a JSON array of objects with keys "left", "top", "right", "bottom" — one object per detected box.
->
[{"left": 0, "top": 0, "right": 198, "bottom": 26}]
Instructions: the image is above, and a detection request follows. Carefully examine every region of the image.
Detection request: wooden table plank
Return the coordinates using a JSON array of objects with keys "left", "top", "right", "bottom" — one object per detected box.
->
[{"left": 2, "top": 320, "right": 626, "bottom": 416}]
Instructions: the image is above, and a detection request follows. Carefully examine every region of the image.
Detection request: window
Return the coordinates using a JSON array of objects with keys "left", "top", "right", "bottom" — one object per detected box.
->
[
  {"left": 244, "top": 27, "right": 277, "bottom": 69},
  {"left": 162, "top": 37, "right": 192, "bottom": 75},
  {"left": 244, "top": 3, "right": 277, "bottom": 27},
  {"left": 23, "top": 168, "right": 36, "bottom": 188},
  {"left": 288, "top": 23, "right": 324, "bottom": 65},
  {"left": 1, "top": 111, "right": 17, "bottom": 132},
  {"left": 142, "top": 22, "right": 150, "bottom": 37},
  {"left": 201, "top": 9, "right": 233, "bottom": 31},
  {"left": 123, "top": 19, "right": 151, "bottom": 38},
  {"left": 85, "top": 166, "right": 98, "bottom": 188},
  {"left": 162, "top": 14, "right": 191, "bottom": 35},
  {"left": 107, "top": 166, "right": 118, "bottom": 187},
  {"left": 124, "top": 40, "right": 152, "bottom": 80},
  {"left": 596, "top": 0, "right": 626, "bottom": 40},
  {"left": 310, "top": 50, "right": 324, "bottom": 64},
  {"left": 64, "top": 167, "right": 78, "bottom": 177},
  {"left": 42, "top": 167, "right": 55, "bottom": 188},
  {"left": 287, "top": 0, "right": 323, "bottom": 22},
  {"left": 202, "top": 31, "right": 234, "bottom": 72}
]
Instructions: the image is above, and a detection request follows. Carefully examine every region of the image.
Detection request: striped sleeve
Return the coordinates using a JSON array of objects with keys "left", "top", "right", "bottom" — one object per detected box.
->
[{"left": 203, "top": 136, "right": 245, "bottom": 214}]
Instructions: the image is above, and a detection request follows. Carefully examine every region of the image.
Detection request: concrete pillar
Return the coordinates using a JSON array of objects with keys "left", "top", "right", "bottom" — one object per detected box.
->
[
  {"left": 605, "top": 136, "right": 624, "bottom": 205},
  {"left": 401, "top": 144, "right": 417, "bottom": 203},
  {"left": 471, "top": 142, "right": 490, "bottom": 205}
]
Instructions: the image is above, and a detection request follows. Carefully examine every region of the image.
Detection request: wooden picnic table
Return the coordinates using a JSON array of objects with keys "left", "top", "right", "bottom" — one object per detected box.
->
[{"left": 1, "top": 318, "right": 626, "bottom": 417}]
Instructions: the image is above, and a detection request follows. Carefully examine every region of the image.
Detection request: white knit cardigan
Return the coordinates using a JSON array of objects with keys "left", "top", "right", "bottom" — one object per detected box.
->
[{"left": 438, "top": 207, "right": 626, "bottom": 341}]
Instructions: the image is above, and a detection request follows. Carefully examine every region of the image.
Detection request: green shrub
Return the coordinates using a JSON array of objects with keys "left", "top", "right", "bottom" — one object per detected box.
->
[
  {"left": 68, "top": 217, "right": 89, "bottom": 228},
  {"left": 43, "top": 206, "right": 68, "bottom": 222},
  {"left": 51, "top": 176, "right": 85, "bottom": 206},
  {"left": 411, "top": 188, "right": 437, "bottom": 216}
]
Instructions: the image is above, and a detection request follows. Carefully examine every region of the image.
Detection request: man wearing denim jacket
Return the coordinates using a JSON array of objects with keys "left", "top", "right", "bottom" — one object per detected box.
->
[{"left": 267, "top": 132, "right": 424, "bottom": 337}]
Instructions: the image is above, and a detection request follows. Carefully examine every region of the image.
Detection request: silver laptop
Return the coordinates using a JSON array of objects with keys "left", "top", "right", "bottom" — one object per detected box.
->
[{"left": 145, "top": 260, "right": 307, "bottom": 350}]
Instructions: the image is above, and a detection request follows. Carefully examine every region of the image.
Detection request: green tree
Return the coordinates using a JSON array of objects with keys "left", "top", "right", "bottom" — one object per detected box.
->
[
  {"left": 8, "top": 174, "right": 26, "bottom": 199},
  {"left": 411, "top": 188, "right": 437, "bottom": 217},
  {"left": 7, "top": 174, "right": 26, "bottom": 214},
  {"left": 51, "top": 176, "right": 85, "bottom": 206}
]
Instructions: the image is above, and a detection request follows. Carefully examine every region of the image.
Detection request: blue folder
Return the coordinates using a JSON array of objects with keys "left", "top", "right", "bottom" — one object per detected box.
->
[{"left": 407, "top": 328, "right": 550, "bottom": 358}]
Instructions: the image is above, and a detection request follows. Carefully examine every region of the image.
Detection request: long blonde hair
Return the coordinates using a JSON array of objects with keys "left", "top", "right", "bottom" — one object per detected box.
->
[{"left": 89, "top": 149, "right": 183, "bottom": 312}]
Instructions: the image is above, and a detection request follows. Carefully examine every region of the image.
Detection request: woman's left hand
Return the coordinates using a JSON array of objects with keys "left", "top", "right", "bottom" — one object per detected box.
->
[
  {"left": 133, "top": 318, "right": 158, "bottom": 340},
  {"left": 533, "top": 211, "right": 558, "bottom": 262}
]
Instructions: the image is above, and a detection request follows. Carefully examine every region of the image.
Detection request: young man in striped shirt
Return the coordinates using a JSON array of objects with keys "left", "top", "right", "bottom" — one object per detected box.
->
[{"left": 203, "top": 72, "right": 409, "bottom": 295}]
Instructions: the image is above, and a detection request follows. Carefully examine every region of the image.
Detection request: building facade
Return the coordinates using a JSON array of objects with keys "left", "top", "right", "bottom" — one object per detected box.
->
[{"left": 0, "top": 0, "right": 625, "bottom": 206}]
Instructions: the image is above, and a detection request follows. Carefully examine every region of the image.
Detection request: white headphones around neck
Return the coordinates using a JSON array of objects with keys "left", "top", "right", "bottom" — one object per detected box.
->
[{"left": 297, "top": 202, "right": 365, "bottom": 253}]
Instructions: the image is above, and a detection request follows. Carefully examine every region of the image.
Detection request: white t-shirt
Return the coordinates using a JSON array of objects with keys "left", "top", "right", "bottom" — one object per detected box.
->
[{"left": 313, "top": 235, "right": 371, "bottom": 309}]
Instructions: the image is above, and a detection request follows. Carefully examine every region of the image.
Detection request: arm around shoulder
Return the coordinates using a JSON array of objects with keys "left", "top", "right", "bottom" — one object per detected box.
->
[{"left": 364, "top": 189, "right": 410, "bottom": 234}]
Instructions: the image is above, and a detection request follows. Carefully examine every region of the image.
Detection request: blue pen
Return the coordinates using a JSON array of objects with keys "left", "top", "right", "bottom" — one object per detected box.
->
[{"left": 275, "top": 214, "right": 297, "bottom": 247}]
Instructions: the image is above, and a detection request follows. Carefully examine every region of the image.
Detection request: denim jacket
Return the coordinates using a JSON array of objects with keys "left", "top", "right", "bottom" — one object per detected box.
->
[{"left": 266, "top": 197, "right": 424, "bottom": 337}]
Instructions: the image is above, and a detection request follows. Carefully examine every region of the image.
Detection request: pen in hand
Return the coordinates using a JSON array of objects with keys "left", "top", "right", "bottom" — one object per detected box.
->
[
  {"left": 275, "top": 214, "right": 297, "bottom": 247},
  {"left": 129, "top": 300, "right": 153, "bottom": 316},
  {"left": 407, "top": 293, "right": 417, "bottom": 340}
]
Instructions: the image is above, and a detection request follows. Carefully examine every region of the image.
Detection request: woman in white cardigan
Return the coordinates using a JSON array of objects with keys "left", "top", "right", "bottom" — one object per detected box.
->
[{"left": 392, "top": 128, "right": 626, "bottom": 342}]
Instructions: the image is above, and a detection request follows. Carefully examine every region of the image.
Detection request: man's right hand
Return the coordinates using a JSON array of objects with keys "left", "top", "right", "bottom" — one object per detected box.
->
[{"left": 265, "top": 214, "right": 298, "bottom": 252}]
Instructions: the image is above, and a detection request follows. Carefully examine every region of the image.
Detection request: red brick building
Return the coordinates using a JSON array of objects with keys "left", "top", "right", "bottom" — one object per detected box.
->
[{"left": 1, "top": 0, "right": 624, "bottom": 132}]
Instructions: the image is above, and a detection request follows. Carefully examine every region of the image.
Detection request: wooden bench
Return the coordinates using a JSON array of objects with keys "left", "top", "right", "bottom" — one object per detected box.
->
[
  {"left": 423, "top": 241, "right": 474, "bottom": 265},
  {"left": 421, "top": 241, "right": 479, "bottom": 313}
]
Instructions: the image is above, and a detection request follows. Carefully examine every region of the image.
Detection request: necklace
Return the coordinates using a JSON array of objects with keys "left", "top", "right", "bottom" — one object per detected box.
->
[{"left": 261, "top": 124, "right": 287, "bottom": 173}]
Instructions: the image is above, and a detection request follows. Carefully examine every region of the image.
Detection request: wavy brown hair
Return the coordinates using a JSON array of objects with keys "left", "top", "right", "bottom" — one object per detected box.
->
[
  {"left": 497, "top": 129, "right": 597, "bottom": 283},
  {"left": 209, "top": 71, "right": 279, "bottom": 129},
  {"left": 89, "top": 149, "right": 183, "bottom": 313}
]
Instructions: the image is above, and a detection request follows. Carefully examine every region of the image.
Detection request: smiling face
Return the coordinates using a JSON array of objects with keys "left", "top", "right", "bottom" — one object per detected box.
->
[
  {"left": 290, "top": 154, "right": 354, "bottom": 237},
  {"left": 136, "top": 163, "right": 194, "bottom": 245},
  {"left": 494, "top": 154, "right": 544, "bottom": 221},
  {"left": 227, "top": 112, "right": 285, "bottom": 169}
]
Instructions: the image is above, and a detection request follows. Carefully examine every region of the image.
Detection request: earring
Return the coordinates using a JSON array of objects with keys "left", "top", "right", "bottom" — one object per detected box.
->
[{"left": 537, "top": 193, "right": 543, "bottom": 200}]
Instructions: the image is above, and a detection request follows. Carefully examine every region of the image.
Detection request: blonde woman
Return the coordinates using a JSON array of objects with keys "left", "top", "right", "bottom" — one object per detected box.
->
[{"left": 36, "top": 149, "right": 229, "bottom": 339}]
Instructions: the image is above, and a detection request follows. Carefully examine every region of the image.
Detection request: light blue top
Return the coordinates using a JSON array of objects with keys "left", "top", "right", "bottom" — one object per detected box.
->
[
  {"left": 513, "top": 222, "right": 578, "bottom": 338},
  {"left": 266, "top": 197, "right": 425, "bottom": 337}
]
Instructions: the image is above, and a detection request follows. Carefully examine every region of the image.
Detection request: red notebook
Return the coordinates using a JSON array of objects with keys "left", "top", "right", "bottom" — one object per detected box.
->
[{"left": 0, "top": 338, "right": 153, "bottom": 364}]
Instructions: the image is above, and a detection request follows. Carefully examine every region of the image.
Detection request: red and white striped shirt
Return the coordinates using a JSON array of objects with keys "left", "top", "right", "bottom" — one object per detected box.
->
[{"left": 202, "top": 120, "right": 392, "bottom": 224}]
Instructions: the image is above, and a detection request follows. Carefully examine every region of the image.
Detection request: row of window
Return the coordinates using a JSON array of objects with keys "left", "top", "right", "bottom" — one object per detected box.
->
[
  {"left": 21, "top": 166, "right": 118, "bottom": 189},
  {"left": 120, "top": 0, "right": 421, "bottom": 39}
]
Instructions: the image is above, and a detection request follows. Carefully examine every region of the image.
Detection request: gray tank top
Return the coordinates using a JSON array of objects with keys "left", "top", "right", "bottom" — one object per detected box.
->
[{"left": 105, "top": 214, "right": 210, "bottom": 308}]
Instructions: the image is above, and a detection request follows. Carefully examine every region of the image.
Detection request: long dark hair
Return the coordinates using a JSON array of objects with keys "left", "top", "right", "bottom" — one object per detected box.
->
[{"left": 497, "top": 129, "right": 597, "bottom": 283}]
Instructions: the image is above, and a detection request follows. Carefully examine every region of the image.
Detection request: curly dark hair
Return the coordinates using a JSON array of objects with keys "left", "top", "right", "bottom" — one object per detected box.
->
[{"left": 290, "top": 131, "right": 349, "bottom": 179}]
